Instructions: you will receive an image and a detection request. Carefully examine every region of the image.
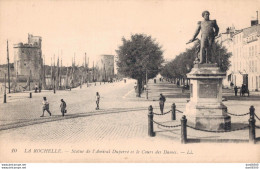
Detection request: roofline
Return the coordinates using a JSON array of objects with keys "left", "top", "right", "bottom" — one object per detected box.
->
[
  {"left": 232, "top": 30, "right": 243, "bottom": 36},
  {"left": 30, "top": 36, "right": 42, "bottom": 39},
  {"left": 241, "top": 24, "right": 260, "bottom": 31}
]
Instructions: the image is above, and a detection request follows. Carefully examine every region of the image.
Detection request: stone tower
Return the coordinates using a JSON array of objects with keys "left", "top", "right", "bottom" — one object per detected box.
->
[{"left": 13, "top": 34, "right": 43, "bottom": 81}]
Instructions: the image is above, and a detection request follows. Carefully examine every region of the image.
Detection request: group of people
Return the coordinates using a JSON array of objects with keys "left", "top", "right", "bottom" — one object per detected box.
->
[
  {"left": 41, "top": 97, "right": 67, "bottom": 117},
  {"left": 34, "top": 83, "right": 42, "bottom": 93},
  {"left": 40, "top": 92, "right": 101, "bottom": 117},
  {"left": 233, "top": 84, "right": 249, "bottom": 96}
]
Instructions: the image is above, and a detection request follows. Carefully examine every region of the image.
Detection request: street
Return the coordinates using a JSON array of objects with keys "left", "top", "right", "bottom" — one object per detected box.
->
[{"left": 0, "top": 79, "right": 260, "bottom": 162}]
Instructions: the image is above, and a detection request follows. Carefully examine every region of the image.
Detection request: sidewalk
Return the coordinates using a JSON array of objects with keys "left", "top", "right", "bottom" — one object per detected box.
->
[
  {"left": 0, "top": 79, "right": 260, "bottom": 163},
  {"left": 126, "top": 80, "right": 260, "bottom": 143},
  {"left": 1, "top": 79, "right": 260, "bottom": 142},
  {"left": 0, "top": 80, "right": 145, "bottom": 126}
]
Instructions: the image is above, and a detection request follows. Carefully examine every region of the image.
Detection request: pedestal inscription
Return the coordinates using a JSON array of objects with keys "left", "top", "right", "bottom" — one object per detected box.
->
[{"left": 199, "top": 84, "right": 217, "bottom": 98}]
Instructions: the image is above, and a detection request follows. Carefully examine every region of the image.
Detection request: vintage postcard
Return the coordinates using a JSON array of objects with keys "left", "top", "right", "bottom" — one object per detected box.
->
[{"left": 0, "top": 0, "right": 260, "bottom": 164}]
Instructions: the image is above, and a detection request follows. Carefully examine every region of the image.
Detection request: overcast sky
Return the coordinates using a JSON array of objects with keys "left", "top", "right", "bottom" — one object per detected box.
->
[{"left": 0, "top": 0, "right": 259, "bottom": 66}]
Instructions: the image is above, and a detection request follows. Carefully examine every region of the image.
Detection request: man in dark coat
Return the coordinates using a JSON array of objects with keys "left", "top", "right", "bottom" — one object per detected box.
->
[
  {"left": 234, "top": 86, "right": 238, "bottom": 96},
  {"left": 159, "top": 93, "right": 166, "bottom": 114},
  {"left": 60, "top": 99, "right": 67, "bottom": 116}
]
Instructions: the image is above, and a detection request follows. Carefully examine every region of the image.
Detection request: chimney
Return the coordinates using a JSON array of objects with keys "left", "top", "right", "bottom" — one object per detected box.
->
[
  {"left": 251, "top": 11, "right": 259, "bottom": 26},
  {"left": 251, "top": 20, "right": 258, "bottom": 26}
]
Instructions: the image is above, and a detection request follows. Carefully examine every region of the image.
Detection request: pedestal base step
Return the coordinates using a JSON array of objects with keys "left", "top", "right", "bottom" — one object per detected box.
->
[{"left": 187, "top": 115, "right": 231, "bottom": 131}]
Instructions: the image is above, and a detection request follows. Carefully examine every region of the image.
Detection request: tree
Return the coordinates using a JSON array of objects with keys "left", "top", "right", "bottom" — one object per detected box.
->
[
  {"left": 161, "top": 41, "right": 231, "bottom": 80},
  {"left": 212, "top": 42, "right": 231, "bottom": 72},
  {"left": 116, "top": 34, "right": 164, "bottom": 97}
]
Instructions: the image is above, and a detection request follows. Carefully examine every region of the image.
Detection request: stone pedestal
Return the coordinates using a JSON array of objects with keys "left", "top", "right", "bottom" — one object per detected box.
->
[{"left": 184, "top": 63, "right": 231, "bottom": 131}]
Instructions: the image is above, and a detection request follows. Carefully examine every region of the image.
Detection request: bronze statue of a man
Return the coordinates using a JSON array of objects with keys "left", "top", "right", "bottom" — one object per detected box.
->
[{"left": 188, "top": 11, "right": 219, "bottom": 64}]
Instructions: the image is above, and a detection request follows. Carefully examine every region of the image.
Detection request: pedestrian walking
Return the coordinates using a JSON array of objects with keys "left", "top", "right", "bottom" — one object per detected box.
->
[
  {"left": 234, "top": 86, "right": 238, "bottom": 96},
  {"left": 96, "top": 92, "right": 100, "bottom": 110},
  {"left": 159, "top": 93, "right": 166, "bottom": 114},
  {"left": 39, "top": 83, "right": 42, "bottom": 93},
  {"left": 40, "top": 97, "right": 51, "bottom": 117},
  {"left": 60, "top": 99, "right": 67, "bottom": 116},
  {"left": 35, "top": 83, "right": 38, "bottom": 93}
]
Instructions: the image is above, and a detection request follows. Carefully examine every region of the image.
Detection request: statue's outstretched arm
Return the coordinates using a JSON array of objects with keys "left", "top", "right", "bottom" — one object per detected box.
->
[
  {"left": 187, "top": 21, "right": 201, "bottom": 44},
  {"left": 192, "top": 21, "right": 201, "bottom": 40}
]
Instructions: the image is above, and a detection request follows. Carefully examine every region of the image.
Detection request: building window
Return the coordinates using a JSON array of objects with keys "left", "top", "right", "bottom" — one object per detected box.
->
[
  {"left": 252, "top": 61, "right": 254, "bottom": 73},
  {"left": 259, "top": 76, "right": 260, "bottom": 88},
  {"left": 252, "top": 77, "right": 254, "bottom": 89},
  {"left": 249, "top": 61, "right": 251, "bottom": 73},
  {"left": 255, "top": 61, "right": 257, "bottom": 72}
]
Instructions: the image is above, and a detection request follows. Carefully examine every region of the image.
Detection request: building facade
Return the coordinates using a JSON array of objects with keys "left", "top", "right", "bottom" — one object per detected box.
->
[
  {"left": 242, "top": 25, "right": 260, "bottom": 91},
  {"left": 216, "top": 27, "right": 237, "bottom": 87},
  {"left": 216, "top": 24, "right": 260, "bottom": 91},
  {"left": 13, "top": 34, "right": 43, "bottom": 81}
]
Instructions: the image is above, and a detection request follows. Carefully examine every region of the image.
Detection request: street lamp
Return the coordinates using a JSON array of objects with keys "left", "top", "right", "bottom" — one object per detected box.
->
[
  {"left": 146, "top": 69, "right": 148, "bottom": 100},
  {"left": 4, "top": 74, "right": 6, "bottom": 103},
  {"left": 29, "top": 70, "right": 32, "bottom": 98},
  {"left": 145, "top": 55, "right": 149, "bottom": 100}
]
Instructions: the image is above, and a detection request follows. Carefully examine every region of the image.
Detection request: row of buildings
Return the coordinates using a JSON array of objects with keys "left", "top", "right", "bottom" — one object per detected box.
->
[
  {"left": 216, "top": 21, "right": 260, "bottom": 91},
  {"left": 0, "top": 34, "right": 115, "bottom": 91}
]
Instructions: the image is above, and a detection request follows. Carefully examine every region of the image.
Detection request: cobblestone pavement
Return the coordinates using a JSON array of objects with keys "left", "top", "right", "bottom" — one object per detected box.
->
[
  {"left": 0, "top": 79, "right": 260, "bottom": 162},
  {"left": 1, "top": 79, "right": 260, "bottom": 139}
]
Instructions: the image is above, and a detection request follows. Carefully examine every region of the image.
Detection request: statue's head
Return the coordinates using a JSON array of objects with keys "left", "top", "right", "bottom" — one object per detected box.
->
[{"left": 202, "top": 11, "right": 210, "bottom": 20}]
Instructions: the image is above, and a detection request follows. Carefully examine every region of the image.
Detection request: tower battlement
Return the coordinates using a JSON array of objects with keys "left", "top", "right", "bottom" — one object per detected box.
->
[{"left": 14, "top": 34, "right": 42, "bottom": 49}]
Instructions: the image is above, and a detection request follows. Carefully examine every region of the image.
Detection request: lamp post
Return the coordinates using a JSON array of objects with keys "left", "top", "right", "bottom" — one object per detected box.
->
[
  {"left": 53, "top": 77, "right": 56, "bottom": 94},
  {"left": 146, "top": 69, "right": 148, "bottom": 100},
  {"left": 29, "top": 70, "right": 32, "bottom": 98},
  {"left": 4, "top": 74, "right": 7, "bottom": 103},
  {"left": 145, "top": 55, "right": 149, "bottom": 100},
  {"left": 7, "top": 40, "right": 11, "bottom": 93}
]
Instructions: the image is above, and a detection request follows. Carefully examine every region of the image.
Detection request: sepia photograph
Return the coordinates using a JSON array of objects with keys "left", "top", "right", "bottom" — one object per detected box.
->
[{"left": 0, "top": 0, "right": 260, "bottom": 166}]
